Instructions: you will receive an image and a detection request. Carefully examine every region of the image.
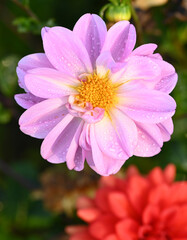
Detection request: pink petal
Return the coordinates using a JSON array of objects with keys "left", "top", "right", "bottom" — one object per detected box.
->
[
  {"left": 94, "top": 116, "right": 129, "bottom": 160},
  {"left": 25, "top": 67, "right": 78, "bottom": 98},
  {"left": 89, "top": 124, "right": 126, "bottom": 176},
  {"left": 14, "top": 93, "right": 43, "bottom": 109},
  {"left": 42, "top": 26, "right": 93, "bottom": 76},
  {"left": 131, "top": 43, "right": 157, "bottom": 56},
  {"left": 73, "top": 13, "right": 107, "bottom": 67},
  {"left": 41, "top": 115, "right": 82, "bottom": 164},
  {"left": 134, "top": 122, "right": 163, "bottom": 157},
  {"left": 66, "top": 121, "right": 85, "bottom": 171},
  {"left": 110, "top": 109, "right": 138, "bottom": 156},
  {"left": 157, "top": 118, "right": 174, "bottom": 142},
  {"left": 102, "top": 21, "right": 136, "bottom": 62},
  {"left": 118, "top": 89, "right": 176, "bottom": 123},
  {"left": 154, "top": 73, "right": 178, "bottom": 94},
  {"left": 19, "top": 98, "right": 68, "bottom": 139},
  {"left": 111, "top": 56, "right": 161, "bottom": 84},
  {"left": 17, "top": 53, "right": 53, "bottom": 91},
  {"left": 96, "top": 51, "right": 115, "bottom": 77}
]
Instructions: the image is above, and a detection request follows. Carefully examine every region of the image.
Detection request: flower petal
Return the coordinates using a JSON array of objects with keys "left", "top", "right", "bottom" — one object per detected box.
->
[
  {"left": 66, "top": 121, "right": 85, "bottom": 171},
  {"left": 19, "top": 98, "right": 68, "bottom": 138},
  {"left": 134, "top": 122, "right": 163, "bottom": 157},
  {"left": 42, "top": 26, "right": 93, "bottom": 76},
  {"left": 116, "top": 219, "right": 139, "bottom": 240},
  {"left": 25, "top": 67, "right": 78, "bottom": 98},
  {"left": 154, "top": 73, "right": 178, "bottom": 94},
  {"left": 89, "top": 124, "right": 126, "bottom": 176},
  {"left": 96, "top": 51, "right": 115, "bottom": 78},
  {"left": 14, "top": 93, "right": 43, "bottom": 109},
  {"left": 73, "top": 13, "right": 107, "bottom": 66},
  {"left": 110, "top": 109, "right": 138, "bottom": 156},
  {"left": 157, "top": 118, "right": 174, "bottom": 142},
  {"left": 118, "top": 89, "right": 176, "bottom": 123},
  {"left": 94, "top": 116, "right": 129, "bottom": 160},
  {"left": 131, "top": 43, "right": 157, "bottom": 56},
  {"left": 102, "top": 21, "right": 136, "bottom": 62},
  {"left": 17, "top": 53, "right": 53, "bottom": 91},
  {"left": 89, "top": 215, "right": 116, "bottom": 239},
  {"left": 111, "top": 56, "right": 161, "bottom": 84},
  {"left": 41, "top": 115, "right": 82, "bottom": 163}
]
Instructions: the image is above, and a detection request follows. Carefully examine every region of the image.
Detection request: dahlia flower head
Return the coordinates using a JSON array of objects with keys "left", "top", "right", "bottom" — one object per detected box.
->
[
  {"left": 15, "top": 14, "right": 177, "bottom": 176},
  {"left": 66, "top": 164, "right": 187, "bottom": 240}
]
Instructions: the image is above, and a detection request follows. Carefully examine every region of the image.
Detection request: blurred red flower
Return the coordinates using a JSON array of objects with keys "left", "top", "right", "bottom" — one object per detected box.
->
[{"left": 66, "top": 164, "right": 187, "bottom": 240}]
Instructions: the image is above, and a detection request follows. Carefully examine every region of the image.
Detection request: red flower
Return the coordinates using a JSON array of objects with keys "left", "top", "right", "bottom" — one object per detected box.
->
[{"left": 66, "top": 165, "right": 187, "bottom": 240}]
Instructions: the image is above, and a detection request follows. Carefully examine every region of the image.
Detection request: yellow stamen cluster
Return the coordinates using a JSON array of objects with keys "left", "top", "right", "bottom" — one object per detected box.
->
[{"left": 76, "top": 72, "right": 118, "bottom": 111}]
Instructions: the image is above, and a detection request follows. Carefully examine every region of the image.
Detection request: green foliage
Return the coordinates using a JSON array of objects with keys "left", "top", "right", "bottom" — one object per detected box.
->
[{"left": 13, "top": 17, "right": 56, "bottom": 34}]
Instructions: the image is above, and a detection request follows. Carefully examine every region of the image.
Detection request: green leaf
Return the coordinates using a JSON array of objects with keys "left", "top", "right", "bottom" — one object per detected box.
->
[
  {"left": 0, "top": 55, "right": 19, "bottom": 97},
  {"left": 0, "top": 103, "right": 11, "bottom": 124}
]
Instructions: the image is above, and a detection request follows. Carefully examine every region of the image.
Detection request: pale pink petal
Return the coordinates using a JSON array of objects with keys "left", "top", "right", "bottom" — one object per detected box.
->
[
  {"left": 152, "top": 58, "right": 175, "bottom": 79},
  {"left": 102, "top": 21, "right": 136, "bottom": 62},
  {"left": 134, "top": 122, "right": 163, "bottom": 157},
  {"left": 157, "top": 118, "right": 174, "bottom": 142},
  {"left": 17, "top": 53, "right": 53, "bottom": 91},
  {"left": 89, "top": 124, "right": 126, "bottom": 176},
  {"left": 81, "top": 107, "right": 105, "bottom": 124},
  {"left": 111, "top": 56, "right": 161, "bottom": 84},
  {"left": 14, "top": 93, "right": 44, "bottom": 109},
  {"left": 118, "top": 90, "right": 176, "bottom": 123},
  {"left": 42, "top": 27, "right": 93, "bottom": 76},
  {"left": 131, "top": 43, "right": 157, "bottom": 56},
  {"left": 154, "top": 73, "right": 178, "bottom": 94},
  {"left": 94, "top": 116, "right": 129, "bottom": 160},
  {"left": 41, "top": 116, "right": 82, "bottom": 163},
  {"left": 73, "top": 13, "right": 107, "bottom": 66},
  {"left": 66, "top": 121, "right": 85, "bottom": 171},
  {"left": 79, "top": 123, "right": 91, "bottom": 151},
  {"left": 25, "top": 67, "right": 78, "bottom": 98},
  {"left": 110, "top": 108, "right": 138, "bottom": 156},
  {"left": 96, "top": 51, "right": 115, "bottom": 77},
  {"left": 19, "top": 97, "right": 68, "bottom": 139}
]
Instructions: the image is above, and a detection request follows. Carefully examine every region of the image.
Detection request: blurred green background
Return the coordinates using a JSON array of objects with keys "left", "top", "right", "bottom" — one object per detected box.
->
[{"left": 0, "top": 0, "right": 186, "bottom": 239}]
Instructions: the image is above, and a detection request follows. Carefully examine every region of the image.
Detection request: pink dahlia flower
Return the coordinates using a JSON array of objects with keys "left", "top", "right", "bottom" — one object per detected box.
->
[
  {"left": 15, "top": 14, "right": 177, "bottom": 176},
  {"left": 66, "top": 164, "right": 187, "bottom": 240}
]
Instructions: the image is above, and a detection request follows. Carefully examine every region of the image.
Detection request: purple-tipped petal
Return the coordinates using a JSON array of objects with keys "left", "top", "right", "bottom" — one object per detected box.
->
[
  {"left": 17, "top": 53, "right": 53, "bottom": 91},
  {"left": 157, "top": 118, "right": 174, "bottom": 142},
  {"left": 15, "top": 93, "right": 44, "bottom": 109},
  {"left": 25, "top": 68, "right": 78, "bottom": 99},
  {"left": 102, "top": 21, "right": 136, "bottom": 62},
  {"left": 43, "top": 27, "right": 93, "bottom": 76},
  {"left": 41, "top": 116, "right": 81, "bottom": 163},
  {"left": 19, "top": 98, "right": 68, "bottom": 138},
  {"left": 73, "top": 13, "right": 107, "bottom": 67},
  {"left": 154, "top": 73, "right": 178, "bottom": 94},
  {"left": 118, "top": 90, "right": 176, "bottom": 124},
  {"left": 134, "top": 122, "right": 163, "bottom": 157},
  {"left": 131, "top": 43, "right": 157, "bottom": 56},
  {"left": 88, "top": 125, "right": 126, "bottom": 176},
  {"left": 66, "top": 122, "right": 85, "bottom": 171}
]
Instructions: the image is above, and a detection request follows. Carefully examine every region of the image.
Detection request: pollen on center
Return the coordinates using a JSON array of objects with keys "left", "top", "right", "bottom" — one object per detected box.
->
[{"left": 76, "top": 72, "right": 118, "bottom": 111}]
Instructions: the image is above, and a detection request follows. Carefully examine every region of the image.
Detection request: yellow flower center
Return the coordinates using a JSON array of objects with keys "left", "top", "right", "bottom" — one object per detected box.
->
[{"left": 76, "top": 72, "right": 118, "bottom": 111}]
